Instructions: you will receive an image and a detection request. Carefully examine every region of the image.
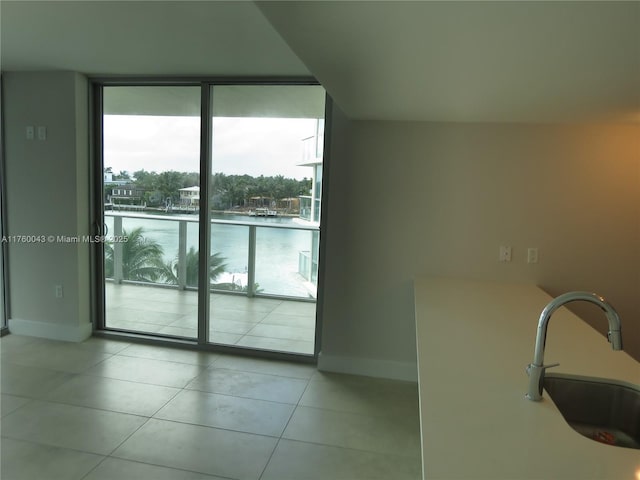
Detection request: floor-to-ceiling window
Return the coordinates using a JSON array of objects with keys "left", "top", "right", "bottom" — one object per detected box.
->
[
  {"left": 101, "top": 85, "right": 201, "bottom": 340},
  {"left": 207, "top": 85, "right": 324, "bottom": 354},
  {"left": 0, "top": 76, "right": 7, "bottom": 333},
  {"left": 0, "top": 158, "right": 6, "bottom": 333},
  {"left": 96, "top": 81, "right": 325, "bottom": 357}
]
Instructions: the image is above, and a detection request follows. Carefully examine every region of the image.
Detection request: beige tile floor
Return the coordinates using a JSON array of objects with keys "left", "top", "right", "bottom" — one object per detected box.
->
[
  {"left": 105, "top": 283, "right": 316, "bottom": 355},
  {"left": 0, "top": 334, "right": 422, "bottom": 480}
]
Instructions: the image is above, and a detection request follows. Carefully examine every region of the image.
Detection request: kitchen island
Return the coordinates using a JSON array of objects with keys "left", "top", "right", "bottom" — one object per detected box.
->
[{"left": 414, "top": 277, "right": 639, "bottom": 480}]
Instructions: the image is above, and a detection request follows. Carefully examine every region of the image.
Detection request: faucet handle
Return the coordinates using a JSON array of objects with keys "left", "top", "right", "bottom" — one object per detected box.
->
[
  {"left": 525, "top": 362, "right": 561, "bottom": 401},
  {"left": 526, "top": 362, "right": 559, "bottom": 376},
  {"left": 542, "top": 362, "right": 560, "bottom": 370}
]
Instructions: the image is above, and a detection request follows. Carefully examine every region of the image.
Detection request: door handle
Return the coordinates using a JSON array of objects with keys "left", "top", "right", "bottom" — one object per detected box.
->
[{"left": 94, "top": 221, "right": 108, "bottom": 236}]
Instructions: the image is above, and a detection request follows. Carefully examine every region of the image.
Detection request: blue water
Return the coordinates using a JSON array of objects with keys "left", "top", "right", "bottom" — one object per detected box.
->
[{"left": 105, "top": 213, "right": 314, "bottom": 297}]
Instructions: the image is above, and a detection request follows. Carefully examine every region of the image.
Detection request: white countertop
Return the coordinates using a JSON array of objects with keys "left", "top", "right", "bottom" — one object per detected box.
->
[{"left": 414, "top": 277, "right": 640, "bottom": 480}]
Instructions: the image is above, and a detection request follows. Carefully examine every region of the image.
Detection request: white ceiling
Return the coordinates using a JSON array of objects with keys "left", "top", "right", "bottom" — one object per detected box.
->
[
  {"left": 259, "top": 1, "right": 640, "bottom": 123},
  {"left": 2, "top": 1, "right": 639, "bottom": 123},
  {"left": 0, "top": 1, "right": 310, "bottom": 77}
]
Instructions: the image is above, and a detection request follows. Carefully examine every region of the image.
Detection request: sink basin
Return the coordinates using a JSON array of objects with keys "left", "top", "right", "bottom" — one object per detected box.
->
[{"left": 544, "top": 374, "right": 640, "bottom": 449}]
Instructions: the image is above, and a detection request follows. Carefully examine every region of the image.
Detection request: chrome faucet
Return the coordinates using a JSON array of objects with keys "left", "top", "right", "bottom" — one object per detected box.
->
[{"left": 526, "top": 291, "right": 623, "bottom": 401}]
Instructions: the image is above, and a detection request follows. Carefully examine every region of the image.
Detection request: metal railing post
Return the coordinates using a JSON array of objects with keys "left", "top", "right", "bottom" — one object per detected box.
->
[
  {"left": 113, "top": 216, "right": 123, "bottom": 284},
  {"left": 104, "top": 211, "right": 319, "bottom": 300},
  {"left": 178, "top": 220, "right": 187, "bottom": 290},
  {"left": 247, "top": 225, "right": 256, "bottom": 297}
]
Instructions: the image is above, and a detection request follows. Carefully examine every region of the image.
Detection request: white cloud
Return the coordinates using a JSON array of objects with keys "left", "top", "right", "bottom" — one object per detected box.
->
[{"left": 104, "top": 115, "right": 317, "bottom": 179}]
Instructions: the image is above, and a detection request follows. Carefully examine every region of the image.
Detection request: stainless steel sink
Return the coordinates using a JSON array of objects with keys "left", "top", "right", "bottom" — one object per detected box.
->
[{"left": 544, "top": 374, "right": 640, "bottom": 449}]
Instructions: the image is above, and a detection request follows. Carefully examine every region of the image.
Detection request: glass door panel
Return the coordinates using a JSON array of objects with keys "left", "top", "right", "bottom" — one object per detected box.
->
[
  {"left": 0, "top": 188, "right": 5, "bottom": 330},
  {"left": 97, "top": 82, "right": 325, "bottom": 356},
  {"left": 0, "top": 78, "right": 6, "bottom": 331},
  {"left": 102, "top": 86, "right": 201, "bottom": 338},
  {"left": 208, "top": 85, "right": 325, "bottom": 355},
  {"left": 254, "top": 226, "right": 315, "bottom": 297},
  {"left": 208, "top": 221, "right": 250, "bottom": 344}
]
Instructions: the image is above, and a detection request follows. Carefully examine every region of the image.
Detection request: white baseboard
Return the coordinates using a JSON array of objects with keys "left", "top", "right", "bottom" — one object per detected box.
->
[
  {"left": 8, "top": 318, "right": 92, "bottom": 342},
  {"left": 317, "top": 351, "right": 418, "bottom": 382}
]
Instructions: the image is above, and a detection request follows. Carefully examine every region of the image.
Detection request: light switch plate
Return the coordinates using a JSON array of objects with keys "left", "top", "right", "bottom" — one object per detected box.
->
[{"left": 499, "top": 245, "right": 512, "bottom": 262}]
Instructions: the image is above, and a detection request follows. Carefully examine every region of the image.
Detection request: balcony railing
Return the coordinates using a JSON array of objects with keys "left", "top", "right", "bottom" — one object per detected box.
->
[
  {"left": 300, "top": 135, "right": 323, "bottom": 164},
  {"left": 105, "top": 211, "right": 319, "bottom": 300}
]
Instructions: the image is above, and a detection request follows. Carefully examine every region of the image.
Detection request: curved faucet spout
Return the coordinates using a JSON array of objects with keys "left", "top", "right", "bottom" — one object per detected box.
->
[{"left": 526, "top": 291, "right": 623, "bottom": 401}]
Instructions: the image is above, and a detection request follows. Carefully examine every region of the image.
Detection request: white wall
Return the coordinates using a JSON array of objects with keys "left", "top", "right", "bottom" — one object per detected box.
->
[
  {"left": 3, "top": 71, "right": 91, "bottom": 341},
  {"left": 3, "top": 71, "right": 637, "bottom": 377},
  {"left": 319, "top": 116, "right": 640, "bottom": 380}
]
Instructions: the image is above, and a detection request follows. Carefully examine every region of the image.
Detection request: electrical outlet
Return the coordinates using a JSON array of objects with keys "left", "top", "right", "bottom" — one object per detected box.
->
[
  {"left": 37, "top": 126, "right": 47, "bottom": 141},
  {"left": 26, "top": 126, "right": 35, "bottom": 140},
  {"left": 527, "top": 248, "right": 539, "bottom": 264},
  {"left": 55, "top": 285, "right": 63, "bottom": 298},
  {"left": 499, "top": 246, "right": 512, "bottom": 262}
]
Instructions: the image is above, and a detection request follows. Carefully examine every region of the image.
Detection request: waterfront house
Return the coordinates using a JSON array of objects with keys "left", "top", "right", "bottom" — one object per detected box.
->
[
  {"left": 178, "top": 186, "right": 200, "bottom": 207},
  {"left": 111, "top": 184, "right": 145, "bottom": 201},
  {"left": 109, "top": 183, "right": 146, "bottom": 210}
]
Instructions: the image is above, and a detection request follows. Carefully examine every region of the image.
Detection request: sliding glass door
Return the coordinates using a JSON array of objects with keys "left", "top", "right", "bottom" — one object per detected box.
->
[
  {"left": 0, "top": 85, "right": 6, "bottom": 332},
  {"left": 97, "top": 81, "right": 325, "bottom": 357},
  {"left": 208, "top": 85, "right": 325, "bottom": 354},
  {"left": 101, "top": 85, "right": 201, "bottom": 338},
  {"left": 0, "top": 178, "right": 5, "bottom": 332}
]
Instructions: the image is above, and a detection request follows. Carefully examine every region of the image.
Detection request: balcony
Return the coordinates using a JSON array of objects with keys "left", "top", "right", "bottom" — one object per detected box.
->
[{"left": 103, "top": 211, "right": 318, "bottom": 355}]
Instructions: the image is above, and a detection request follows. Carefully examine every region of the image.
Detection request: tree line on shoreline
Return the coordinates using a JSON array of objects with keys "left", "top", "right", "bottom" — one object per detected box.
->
[{"left": 106, "top": 168, "right": 312, "bottom": 210}]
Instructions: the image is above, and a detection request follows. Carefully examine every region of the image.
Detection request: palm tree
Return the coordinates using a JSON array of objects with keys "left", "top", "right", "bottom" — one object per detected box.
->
[
  {"left": 104, "top": 227, "right": 167, "bottom": 282},
  {"left": 163, "top": 247, "right": 227, "bottom": 287}
]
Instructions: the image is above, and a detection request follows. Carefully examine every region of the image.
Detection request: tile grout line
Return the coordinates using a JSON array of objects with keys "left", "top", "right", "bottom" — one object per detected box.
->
[
  {"left": 4, "top": 335, "right": 321, "bottom": 478},
  {"left": 0, "top": 434, "right": 110, "bottom": 480},
  {"left": 3, "top": 336, "right": 422, "bottom": 479},
  {"left": 228, "top": 306, "right": 274, "bottom": 347},
  {"left": 256, "top": 369, "right": 314, "bottom": 480},
  {"left": 106, "top": 283, "right": 316, "bottom": 355},
  {"left": 99, "top": 352, "right": 289, "bottom": 480},
  {"left": 90, "top": 352, "right": 219, "bottom": 479}
]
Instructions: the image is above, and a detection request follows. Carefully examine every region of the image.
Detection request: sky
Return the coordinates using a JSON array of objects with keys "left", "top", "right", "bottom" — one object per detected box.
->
[{"left": 103, "top": 115, "right": 319, "bottom": 180}]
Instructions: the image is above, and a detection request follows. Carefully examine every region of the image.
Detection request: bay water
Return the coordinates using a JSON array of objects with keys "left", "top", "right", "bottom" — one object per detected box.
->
[{"left": 105, "top": 212, "right": 315, "bottom": 298}]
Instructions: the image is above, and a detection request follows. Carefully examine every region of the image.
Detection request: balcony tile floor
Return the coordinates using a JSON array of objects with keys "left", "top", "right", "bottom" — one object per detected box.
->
[
  {"left": 1, "top": 334, "right": 422, "bottom": 480},
  {"left": 105, "top": 283, "right": 315, "bottom": 355}
]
